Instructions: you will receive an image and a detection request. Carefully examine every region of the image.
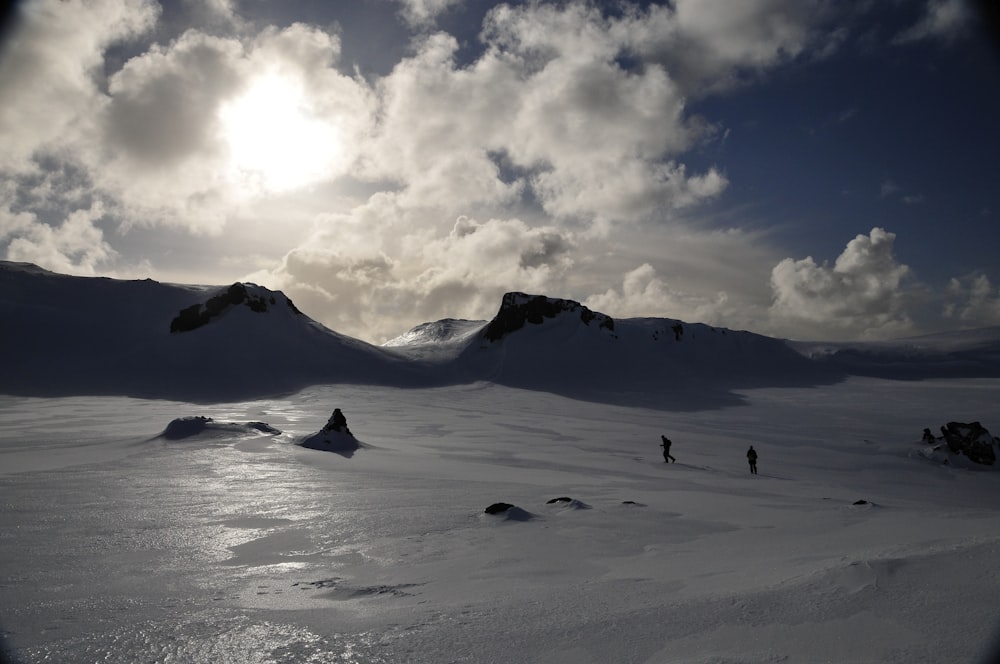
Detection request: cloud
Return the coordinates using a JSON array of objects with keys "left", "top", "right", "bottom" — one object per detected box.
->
[
  {"left": 879, "top": 179, "right": 925, "bottom": 205},
  {"left": 0, "top": 0, "right": 839, "bottom": 247},
  {"left": 585, "top": 263, "right": 733, "bottom": 324},
  {"left": 894, "top": 0, "right": 972, "bottom": 45},
  {"left": 624, "top": 0, "right": 838, "bottom": 94},
  {"left": 880, "top": 179, "right": 901, "bottom": 197},
  {"left": 2, "top": 200, "right": 115, "bottom": 275},
  {"left": 1, "top": 6, "right": 375, "bottom": 234},
  {"left": 94, "top": 23, "right": 375, "bottom": 231},
  {"left": 0, "top": 0, "right": 158, "bottom": 172},
  {"left": 394, "top": 0, "right": 462, "bottom": 27},
  {"left": 249, "top": 196, "right": 576, "bottom": 342},
  {"left": 945, "top": 274, "right": 1000, "bottom": 325},
  {"left": 769, "top": 228, "right": 916, "bottom": 340},
  {"left": 359, "top": 3, "right": 732, "bottom": 224}
]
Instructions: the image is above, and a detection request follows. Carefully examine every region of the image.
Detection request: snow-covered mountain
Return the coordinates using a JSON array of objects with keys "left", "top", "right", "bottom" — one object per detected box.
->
[
  {"left": 790, "top": 328, "right": 1000, "bottom": 379},
  {"left": 0, "top": 262, "right": 426, "bottom": 400},
  {"left": 4, "top": 262, "right": 1000, "bottom": 403},
  {"left": 423, "top": 292, "right": 843, "bottom": 405}
]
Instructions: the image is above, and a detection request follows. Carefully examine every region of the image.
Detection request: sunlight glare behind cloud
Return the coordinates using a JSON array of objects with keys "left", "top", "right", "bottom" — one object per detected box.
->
[{"left": 219, "top": 73, "right": 343, "bottom": 193}]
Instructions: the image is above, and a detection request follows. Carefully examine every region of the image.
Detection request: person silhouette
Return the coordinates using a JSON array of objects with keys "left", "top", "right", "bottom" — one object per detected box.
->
[
  {"left": 660, "top": 435, "right": 676, "bottom": 463},
  {"left": 746, "top": 446, "right": 758, "bottom": 474}
]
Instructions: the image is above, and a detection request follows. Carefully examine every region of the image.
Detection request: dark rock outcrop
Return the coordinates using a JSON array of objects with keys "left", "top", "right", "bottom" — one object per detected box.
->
[
  {"left": 323, "top": 408, "right": 352, "bottom": 436},
  {"left": 485, "top": 502, "right": 515, "bottom": 514},
  {"left": 160, "top": 416, "right": 281, "bottom": 440},
  {"left": 483, "top": 292, "right": 614, "bottom": 342},
  {"left": 170, "top": 282, "right": 296, "bottom": 333},
  {"left": 299, "top": 408, "right": 361, "bottom": 456},
  {"left": 932, "top": 421, "right": 998, "bottom": 465}
]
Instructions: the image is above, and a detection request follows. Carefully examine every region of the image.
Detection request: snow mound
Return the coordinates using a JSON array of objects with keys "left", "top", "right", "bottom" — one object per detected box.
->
[
  {"left": 298, "top": 408, "right": 365, "bottom": 457},
  {"left": 298, "top": 429, "right": 364, "bottom": 456},
  {"left": 545, "top": 496, "right": 591, "bottom": 510},
  {"left": 160, "top": 416, "right": 281, "bottom": 440},
  {"left": 483, "top": 503, "right": 535, "bottom": 521}
]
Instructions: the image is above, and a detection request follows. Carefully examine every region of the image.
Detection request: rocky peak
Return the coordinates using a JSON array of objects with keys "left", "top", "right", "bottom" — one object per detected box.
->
[
  {"left": 169, "top": 282, "right": 301, "bottom": 333},
  {"left": 483, "top": 292, "right": 614, "bottom": 342}
]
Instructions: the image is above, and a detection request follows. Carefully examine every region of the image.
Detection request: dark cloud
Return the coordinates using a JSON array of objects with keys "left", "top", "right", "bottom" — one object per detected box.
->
[{"left": 105, "top": 32, "right": 243, "bottom": 167}]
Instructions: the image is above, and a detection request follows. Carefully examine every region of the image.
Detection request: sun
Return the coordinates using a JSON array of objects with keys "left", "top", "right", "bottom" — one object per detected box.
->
[{"left": 219, "top": 74, "right": 343, "bottom": 193}]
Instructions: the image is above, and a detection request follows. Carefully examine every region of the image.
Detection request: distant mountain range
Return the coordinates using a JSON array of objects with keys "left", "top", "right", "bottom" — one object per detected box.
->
[{"left": 2, "top": 261, "right": 998, "bottom": 405}]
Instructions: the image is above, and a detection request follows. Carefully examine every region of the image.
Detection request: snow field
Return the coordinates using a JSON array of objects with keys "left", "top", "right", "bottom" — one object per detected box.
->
[{"left": 1, "top": 378, "right": 1000, "bottom": 663}]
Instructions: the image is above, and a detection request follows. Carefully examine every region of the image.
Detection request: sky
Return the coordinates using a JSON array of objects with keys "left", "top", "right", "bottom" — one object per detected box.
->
[{"left": 1, "top": 0, "right": 999, "bottom": 344}]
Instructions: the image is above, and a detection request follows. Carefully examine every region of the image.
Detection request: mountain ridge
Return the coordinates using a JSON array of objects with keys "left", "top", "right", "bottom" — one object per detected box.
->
[{"left": 3, "top": 261, "right": 998, "bottom": 405}]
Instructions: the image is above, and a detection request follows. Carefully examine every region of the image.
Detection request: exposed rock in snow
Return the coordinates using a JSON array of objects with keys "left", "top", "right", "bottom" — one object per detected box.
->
[
  {"left": 545, "top": 497, "right": 591, "bottom": 510},
  {"left": 299, "top": 408, "right": 363, "bottom": 456},
  {"left": 483, "top": 502, "right": 534, "bottom": 520},
  {"left": 483, "top": 292, "right": 614, "bottom": 342},
  {"left": 939, "top": 422, "right": 996, "bottom": 465},
  {"left": 160, "top": 416, "right": 281, "bottom": 440},
  {"left": 919, "top": 421, "right": 999, "bottom": 468},
  {"left": 170, "top": 282, "right": 300, "bottom": 333},
  {"left": 484, "top": 502, "right": 515, "bottom": 514}
]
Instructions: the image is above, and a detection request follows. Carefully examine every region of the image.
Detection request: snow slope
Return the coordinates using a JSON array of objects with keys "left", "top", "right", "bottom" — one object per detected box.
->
[{"left": 0, "top": 262, "right": 429, "bottom": 401}]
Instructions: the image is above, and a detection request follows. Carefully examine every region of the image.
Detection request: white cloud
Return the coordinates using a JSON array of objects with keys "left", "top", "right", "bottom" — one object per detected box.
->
[
  {"left": 0, "top": 0, "right": 158, "bottom": 172},
  {"left": 94, "top": 23, "right": 376, "bottom": 232},
  {"left": 945, "top": 274, "right": 1000, "bottom": 325},
  {"left": 894, "top": 0, "right": 971, "bottom": 45},
  {"left": 769, "top": 227, "right": 916, "bottom": 340},
  {"left": 248, "top": 196, "right": 577, "bottom": 342},
  {"left": 624, "top": 0, "right": 837, "bottom": 94},
  {"left": 585, "top": 263, "right": 732, "bottom": 324},
  {"left": 2, "top": 201, "right": 116, "bottom": 275},
  {"left": 359, "top": 4, "right": 731, "bottom": 224}
]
